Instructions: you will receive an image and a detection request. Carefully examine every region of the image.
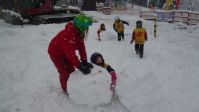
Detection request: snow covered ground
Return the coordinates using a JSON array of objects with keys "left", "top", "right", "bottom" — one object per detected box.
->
[{"left": 1, "top": 9, "right": 199, "bottom": 112}]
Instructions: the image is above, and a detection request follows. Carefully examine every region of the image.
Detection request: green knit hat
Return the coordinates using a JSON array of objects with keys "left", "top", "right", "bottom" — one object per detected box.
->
[{"left": 73, "top": 14, "right": 92, "bottom": 33}]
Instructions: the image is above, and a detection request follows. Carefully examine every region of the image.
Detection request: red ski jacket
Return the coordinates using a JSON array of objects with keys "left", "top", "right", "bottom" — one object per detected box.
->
[{"left": 48, "top": 22, "right": 87, "bottom": 68}]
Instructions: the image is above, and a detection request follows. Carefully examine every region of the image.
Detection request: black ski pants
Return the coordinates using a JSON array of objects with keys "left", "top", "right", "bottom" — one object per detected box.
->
[
  {"left": 135, "top": 44, "right": 144, "bottom": 58},
  {"left": 117, "top": 32, "right": 124, "bottom": 41}
]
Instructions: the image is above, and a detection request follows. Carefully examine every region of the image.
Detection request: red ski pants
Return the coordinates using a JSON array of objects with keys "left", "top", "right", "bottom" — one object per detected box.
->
[{"left": 49, "top": 53, "right": 75, "bottom": 92}]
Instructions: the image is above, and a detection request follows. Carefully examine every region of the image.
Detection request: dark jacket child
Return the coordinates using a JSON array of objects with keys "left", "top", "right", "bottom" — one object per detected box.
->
[
  {"left": 48, "top": 14, "right": 94, "bottom": 96},
  {"left": 90, "top": 52, "right": 117, "bottom": 90},
  {"left": 113, "top": 17, "right": 129, "bottom": 41},
  {"left": 130, "top": 20, "right": 148, "bottom": 58},
  {"left": 97, "top": 23, "right": 106, "bottom": 41}
]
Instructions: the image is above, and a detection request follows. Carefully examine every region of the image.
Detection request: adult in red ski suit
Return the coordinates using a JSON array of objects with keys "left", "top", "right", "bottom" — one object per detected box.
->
[{"left": 48, "top": 14, "right": 93, "bottom": 95}]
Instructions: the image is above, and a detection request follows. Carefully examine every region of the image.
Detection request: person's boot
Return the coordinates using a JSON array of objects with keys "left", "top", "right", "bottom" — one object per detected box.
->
[
  {"left": 140, "top": 52, "right": 143, "bottom": 58},
  {"left": 118, "top": 36, "right": 121, "bottom": 41},
  {"left": 64, "top": 91, "right": 69, "bottom": 97},
  {"left": 97, "top": 37, "right": 101, "bottom": 41},
  {"left": 140, "top": 50, "right": 143, "bottom": 58},
  {"left": 140, "top": 55, "right": 143, "bottom": 58},
  {"left": 122, "top": 37, "right": 124, "bottom": 41},
  {"left": 135, "top": 50, "right": 139, "bottom": 55}
]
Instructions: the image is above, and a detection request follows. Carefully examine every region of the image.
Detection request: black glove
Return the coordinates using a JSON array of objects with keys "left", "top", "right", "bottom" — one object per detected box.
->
[
  {"left": 81, "top": 60, "right": 94, "bottom": 69},
  {"left": 78, "top": 63, "right": 91, "bottom": 75}
]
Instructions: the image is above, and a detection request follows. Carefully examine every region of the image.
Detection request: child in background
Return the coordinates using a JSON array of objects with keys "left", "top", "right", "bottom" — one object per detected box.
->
[
  {"left": 130, "top": 20, "right": 148, "bottom": 58},
  {"left": 97, "top": 23, "right": 106, "bottom": 41},
  {"left": 113, "top": 17, "right": 129, "bottom": 41}
]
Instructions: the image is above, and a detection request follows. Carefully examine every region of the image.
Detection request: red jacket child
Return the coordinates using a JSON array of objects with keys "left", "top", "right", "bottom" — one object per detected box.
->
[{"left": 48, "top": 14, "right": 93, "bottom": 96}]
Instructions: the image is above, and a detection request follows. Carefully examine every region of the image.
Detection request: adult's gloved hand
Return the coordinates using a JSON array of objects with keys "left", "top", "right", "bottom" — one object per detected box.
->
[
  {"left": 81, "top": 60, "right": 94, "bottom": 69},
  {"left": 78, "top": 63, "right": 91, "bottom": 75}
]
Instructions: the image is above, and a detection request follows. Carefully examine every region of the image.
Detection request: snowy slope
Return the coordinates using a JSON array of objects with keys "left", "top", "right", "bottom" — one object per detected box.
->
[{"left": 0, "top": 10, "right": 199, "bottom": 112}]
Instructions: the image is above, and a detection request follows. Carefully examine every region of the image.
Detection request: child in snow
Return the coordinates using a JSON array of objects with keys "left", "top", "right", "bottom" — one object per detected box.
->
[
  {"left": 48, "top": 14, "right": 94, "bottom": 96},
  {"left": 130, "top": 20, "right": 148, "bottom": 58},
  {"left": 113, "top": 17, "right": 129, "bottom": 41},
  {"left": 97, "top": 23, "right": 106, "bottom": 41},
  {"left": 90, "top": 52, "right": 117, "bottom": 90}
]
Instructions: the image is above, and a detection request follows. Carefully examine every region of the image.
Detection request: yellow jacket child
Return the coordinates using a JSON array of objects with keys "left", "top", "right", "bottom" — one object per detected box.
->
[
  {"left": 130, "top": 20, "right": 148, "bottom": 58},
  {"left": 113, "top": 17, "right": 129, "bottom": 41}
]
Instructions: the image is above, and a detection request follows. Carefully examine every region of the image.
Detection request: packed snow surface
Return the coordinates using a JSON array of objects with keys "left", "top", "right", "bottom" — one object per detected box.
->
[{"left": 1, "top": 10, "right": 199, "bottom": 112}]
